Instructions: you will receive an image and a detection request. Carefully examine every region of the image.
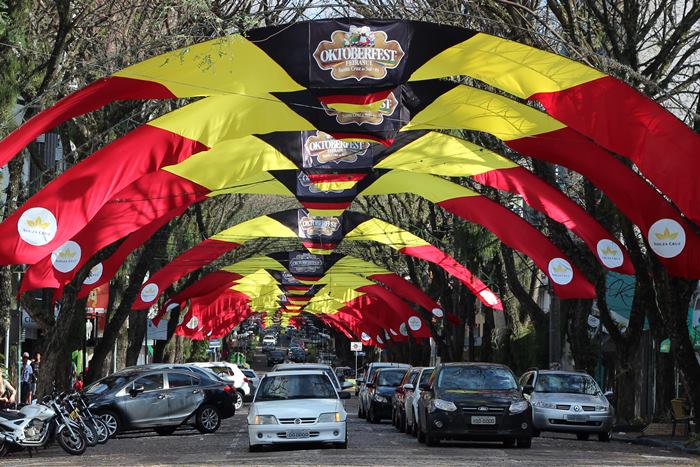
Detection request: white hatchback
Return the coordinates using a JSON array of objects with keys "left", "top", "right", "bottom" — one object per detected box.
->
[{"left": 247, "top": 370, "right": 349, "bottom": 451}]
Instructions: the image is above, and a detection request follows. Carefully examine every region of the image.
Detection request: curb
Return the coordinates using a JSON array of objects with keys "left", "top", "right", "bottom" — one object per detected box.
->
[{"left": 615, "top": 434, "right": 700, "bottom": 455}]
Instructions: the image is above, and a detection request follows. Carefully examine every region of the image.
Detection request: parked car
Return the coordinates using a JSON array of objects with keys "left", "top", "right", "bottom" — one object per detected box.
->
[
  {"left": 358, "top": 362, "right": 410, "bottom": 418},
  {"left": 267, "top": 350, "right": 287, "bottom": 367},
  {"left": 406, "top": 367, "right": 434, "bottom": 436},
  {"left": 365, "top": 367, "right": 409, "bottom": 424},
  {"left": 271, "top": 363, "right": 352, "bottom": 393},
  {"left": 334, "top": 366, "right": 356, "bottom": 387},
  {"left": 417, "top": 363, "right": 532, "bottom": 448},
  {"left": 247, "top": 369, "right": 349, "bottom": 451},
  {"left": 241, "top": 368, "right": 260, "bottom": 398},
  {"left": 85, "top": 366, "right": 235, "bottom": 437},
  {"left": 192, "top": 362, "right": 251, "bottom": 410},
  {"left": 288, "top": 347, "right": 306, "bottom": 363},
  {"left": 392, "top": 367, "right": 420, "bottom": 431},
  {"left": 518, "top": 369, "right": 614, "bottom": 441},
  {"left": 262, "top": 335, "right": 277, "bottom": 352}
]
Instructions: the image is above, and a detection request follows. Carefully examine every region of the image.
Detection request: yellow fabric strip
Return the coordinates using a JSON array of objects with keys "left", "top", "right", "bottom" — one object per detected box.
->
[
  {"left": 211, "top": 216, "right": 297, "bottom": 244},
  {"left": 410, "top": 33, "right": 605, "bottom": 98},
  {"left": 114, "top": 35, "right": 303, "bottom": 96},
  {"left": 376, "top": 132, "right": 517, "bottom": 176},
  {"left": 361, "top": 170, "right": 479, "bottom": 203},
  {"left": 345, "top": 218, "right": 429, "bottom": 249},
  {"left": 402, "top": 85, "right": 565, "bottom": 140}
]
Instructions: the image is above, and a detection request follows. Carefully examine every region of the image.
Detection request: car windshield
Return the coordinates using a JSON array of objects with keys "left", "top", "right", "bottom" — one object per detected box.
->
[
  {"left": 419, "top": 369, "right": 434, "bottom": 386},
  {"left": 437, "top": 366, "right": 517, "bottom": 391},
  {"left": 256, "top": 374, "right": 337, "bottom": 401},
  {"left": 535, "top": 374, "right": 601, "bottom": 395},
  {"left": 85, "top": 374, "right": 133, "bottom": 395},
  {"left": 377, "top": 370, "right": 406, "bottom": 386}
]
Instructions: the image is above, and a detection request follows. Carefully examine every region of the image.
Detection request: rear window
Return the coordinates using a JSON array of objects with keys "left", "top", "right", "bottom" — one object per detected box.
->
[
  {"left": 242, "top": 370, "right": 257, "bottom": 378},
  {"left": 208, "top": 366, "right": 235, "bottom": 377}
]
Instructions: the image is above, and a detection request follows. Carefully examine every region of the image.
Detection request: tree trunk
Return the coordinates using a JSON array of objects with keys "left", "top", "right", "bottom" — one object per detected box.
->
[{"left": 126, "top": 310, "right": 147, "bottom": 367}]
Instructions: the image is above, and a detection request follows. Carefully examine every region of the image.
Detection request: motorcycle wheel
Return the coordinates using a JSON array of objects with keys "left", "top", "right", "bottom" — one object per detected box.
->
[
  {"left": 56, "top": 425, "right": 87, "bottom": 456},
  {"left": 0, "top": 439, "right": 8, "bottom": 457},
  {"left": 93, "top": 419, "right": 110, "bottom": 444},
  {"left": 82, "top": 422, "right": 98, "bottom": 447}
]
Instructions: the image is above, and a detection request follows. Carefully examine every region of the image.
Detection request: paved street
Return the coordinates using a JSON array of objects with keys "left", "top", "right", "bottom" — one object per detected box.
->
[{"left": 3, "top": 396, "right": 698, "bottom": 466}]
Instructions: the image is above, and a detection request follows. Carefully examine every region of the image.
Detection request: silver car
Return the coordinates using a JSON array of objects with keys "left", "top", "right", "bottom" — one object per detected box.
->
[{"left": 519, "top": 370, "right": 614, "bottom": 441}]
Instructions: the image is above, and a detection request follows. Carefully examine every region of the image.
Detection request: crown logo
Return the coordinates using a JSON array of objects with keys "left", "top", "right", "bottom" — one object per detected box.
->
[
  {"left": 58, "top": 249, "right": 77, "bottom": 259},
  {"left": 655, "top": 227, "right": 678, "bottom": 241},
  {"left": 552, "top": 263, "right": 571, "bottom": 274},
  {"left": 27, "top": 216, "right": 50, "bottom": 230},
  {"left": 601, "top": 246, "right": 618, "bottom": 256}
]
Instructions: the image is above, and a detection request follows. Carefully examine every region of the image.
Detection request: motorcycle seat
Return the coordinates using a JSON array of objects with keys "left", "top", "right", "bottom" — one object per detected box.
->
[{"left": 0, "top": 410, "right": 24, "bottom": 420}]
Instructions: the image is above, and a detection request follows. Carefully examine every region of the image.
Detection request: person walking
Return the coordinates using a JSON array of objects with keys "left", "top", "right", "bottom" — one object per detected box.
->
[
  {"left": 0, "top": 369, "right": 17, "bottom": 410},
  {"left": 31, "top": 352, "right": 41, "bottom": 399},
  {"left": 20, "top": 352, "right": 34, "bottom": 404}
]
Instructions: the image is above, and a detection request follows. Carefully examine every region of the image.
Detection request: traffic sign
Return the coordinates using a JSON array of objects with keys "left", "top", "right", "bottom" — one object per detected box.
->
[{"left": 350, "top": 342, "right": 363, "bottom": 352}]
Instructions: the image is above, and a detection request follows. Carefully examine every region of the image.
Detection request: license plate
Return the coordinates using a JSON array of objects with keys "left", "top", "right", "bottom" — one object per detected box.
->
[
  {"left": 567, "top": 414, "right": 588, "bottom": 422},
  {"left": 471, "top": 415, "right": 496, "bottom": 425},
  {"left": 286, "top": 430, "right": 310, "bottom": 439}
]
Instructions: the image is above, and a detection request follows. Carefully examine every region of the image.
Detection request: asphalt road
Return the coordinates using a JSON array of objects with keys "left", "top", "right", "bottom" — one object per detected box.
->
[{"left": 3, "top": 396, "right": 699, "bottom": 466}]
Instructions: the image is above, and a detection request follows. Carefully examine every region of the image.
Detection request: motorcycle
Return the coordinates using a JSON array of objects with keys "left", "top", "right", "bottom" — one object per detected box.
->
[
  {"left": 0, "top": 394, "right": 87, "bottom": 456},
  {"left": 65, "top": 393, "right": 109, "bottom": 445}
]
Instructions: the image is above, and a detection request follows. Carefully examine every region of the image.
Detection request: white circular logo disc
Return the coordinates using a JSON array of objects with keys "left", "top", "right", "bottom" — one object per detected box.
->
[
  {"left": 51, "top": 241, "right": 81, "bottom": 273},
  {"left": 399, "top": 323, "right": 408, "bottom": 336},
  {"left": 648, "top": 219, "right": 686, "bottom": 258},
  {"left": 432, "top": 308, "right": 444, "bottom": 318},
  {"left": 596, "top": 239, "right": 624, "bottom": 268},
  {"left": 18, "top": 207, "right": 57, "bottom": 246},
  {"left": 83, "top": 262, "right": 103, "bottom": 285},
  {"left": 408, "top": 316, "right": 422, "bottom": 331},
  {"left": 140, "top": 283, "right": 159, "bottom": 303},
  {"left": 547, "top": 258, "right": 574, "bottom": 285}
]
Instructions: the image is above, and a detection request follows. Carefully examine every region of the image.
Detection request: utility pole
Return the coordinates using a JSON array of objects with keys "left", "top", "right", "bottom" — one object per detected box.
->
[{"left": 549, "top": 292, "right": 562, "bottom": 368}]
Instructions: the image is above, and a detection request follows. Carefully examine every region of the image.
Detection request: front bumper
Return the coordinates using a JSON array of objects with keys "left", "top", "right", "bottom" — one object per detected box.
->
[
  {"left": 532, "top": 407, "right": 613, "bottom": 433},
  {"left": 425, "top": 408, "right": 532, "bottom": 441},
  {"left": 248, "top": 421, "right": 346, "bottom": 446},
  {"left": 370, "top": 400, "right": 393, "bottom": 419}
]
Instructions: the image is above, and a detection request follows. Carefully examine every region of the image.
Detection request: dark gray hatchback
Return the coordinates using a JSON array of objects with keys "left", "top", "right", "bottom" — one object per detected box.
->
[{"left": 84, "top": 365, "right": 236, "bottom": 437}]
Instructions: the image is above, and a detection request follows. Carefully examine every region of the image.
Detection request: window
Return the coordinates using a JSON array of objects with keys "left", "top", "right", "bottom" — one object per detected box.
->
[
  {"left": 377, "top": 370, "right": 406, "bottom": 386},
  {"left": 134, "top": 373, "right": 164, "bottom": 392},
  {"left": 419, "top": 369, "right": 433, "bottom": 387},
  {"left": 168, "top": 372, "right": 193, "bottom": 388},
  {"left": 534, "top": 373, "right": 601, "bottom": 395},
  {"left": 408, "top": 371, "right": 419, "bottom": 386},
  {"left": 436, "top": 366, "right": 517, "bottom": 391},
  {"left": 255, "top": 374, "right": 337, "bottom": 401}
]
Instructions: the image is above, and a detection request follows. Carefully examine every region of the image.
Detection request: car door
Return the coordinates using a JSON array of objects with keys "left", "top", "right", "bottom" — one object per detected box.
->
[
  {"left": 119, "top": 372, "right": 169, "bottom": 427},
  {"left": 166, "top": 372, "right": 205, "bottom": 423}
]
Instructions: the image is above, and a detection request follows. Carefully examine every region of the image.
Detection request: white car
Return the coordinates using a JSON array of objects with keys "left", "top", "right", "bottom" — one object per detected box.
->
[
  {"left": 262, "top": 335, "right": 277, "bottom": 346},
  {"left": 247, "top": 370, "right": 350, "bottom": 451},
  {"left": 192, "top": 362, "right": 251, "bottom": 410}
]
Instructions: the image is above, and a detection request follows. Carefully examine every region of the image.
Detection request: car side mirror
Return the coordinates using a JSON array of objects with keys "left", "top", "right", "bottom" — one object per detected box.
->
[
  {"left": 403, "top": 383, "right": 414, "bottom": 391},
  {"left": 130, "top": 384, "right": 145, "bottom": 397},
  {"left": 419, "top": 382, "right": 431, "bottom": 391},
  {"left": 341, "top": 381, "right": 353, "bottom": 389},
  {"left": 522, "top": 384, "right": 534, "bottom": 395},
  {"left": 338, "top": 391, "right": 351, "bottom": 399}
]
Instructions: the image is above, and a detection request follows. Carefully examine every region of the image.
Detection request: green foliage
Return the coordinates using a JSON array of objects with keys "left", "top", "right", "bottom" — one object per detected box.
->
[{"left": 185, "top": 339, "right": 209, "bottom": 363}]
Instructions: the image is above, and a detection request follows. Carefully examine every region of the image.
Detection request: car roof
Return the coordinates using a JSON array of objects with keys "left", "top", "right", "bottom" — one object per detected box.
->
[
  {"left": 533, "top": 370, "right": 593, "bottom": 376},
  {"left": 274, "top": 363, "right": 332, "bottom": 370},
  {"left": 368, "top": 362, "right": 410, "bottom": 368},
  {"left": 265, "top": 370, "right": 327, "bottom": 377}
]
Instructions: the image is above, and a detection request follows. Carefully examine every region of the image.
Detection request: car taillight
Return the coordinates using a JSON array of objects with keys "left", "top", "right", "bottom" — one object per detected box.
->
[
  {"left": 224, "top": 385, "right": 232, "bottom": 393},
  {"left": 244, "top": 377, "right": 251, "bottom": 384}
]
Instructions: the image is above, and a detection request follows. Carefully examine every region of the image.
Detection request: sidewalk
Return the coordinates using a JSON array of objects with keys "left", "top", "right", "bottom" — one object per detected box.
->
[{"left": 613, "top": 431, "right": 700, "bottom": 455}]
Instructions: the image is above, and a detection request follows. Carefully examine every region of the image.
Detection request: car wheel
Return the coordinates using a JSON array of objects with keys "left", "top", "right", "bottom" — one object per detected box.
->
[
  {"left": 234, "top": 391, "right": 244, "bottom": 411},
  {"left": 576, "top": 433, "right": 590, "bottom": 441},
  {"left": 517, "top": 437, "right": 532, "bottom": 448},
  {"left": 155, "top": 426, "right": 178, "bottom": 436},
  {"left": 98, "top": 411, "right": 121, "bottom": 438},
  {"left": 249, "top": 442, "right": 263, "bottom": 452},
  {"left": 502, "top": 438, "right": 515, "bottom": 448},
  {"left": 598, "top": 430, "right": 612, "bottom": 442},
  {"left": 357, "top": 401, "right": 365, "bottom": 418},
  {"left": 369, "top": 405, "right": 381, "bottom": 424},
  {"left": 335, "top": 432, "right": 348, "bottom": 449},
  {"left": 196, "top": 405, "right": 221, "bottom": 434},
  {"left": 400, "top": 413, "right": 407, "bottom": 433},
  {"left": 426, "top": 433, "right": 440, "bottom": 447},
  {"left": 417, "top": 424, "right": 426, "bottom": 443}
]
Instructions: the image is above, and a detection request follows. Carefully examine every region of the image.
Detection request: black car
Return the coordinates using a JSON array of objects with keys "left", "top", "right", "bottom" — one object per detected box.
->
[
  {"left": 84, "top": 365, "right": 236, "bottom": 437},
  {"left": 366, "top": 367, "right": 409, "bottom": 424},
  {"left": 288, "top": 347, "right": 306, "bottom": 363},
  {"left": 267, "top": 350, "right": 286, "bottom": 366},
  {"left": 417, "top": 362, "right": 532, "bottom": 448}
]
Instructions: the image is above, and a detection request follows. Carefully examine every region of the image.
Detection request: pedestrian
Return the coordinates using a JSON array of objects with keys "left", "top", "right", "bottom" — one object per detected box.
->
[
  {"left": 73, "top": 373, "right": 84, "bottom": 392},
  {"left": 31, "top": 352, "right": 41, "bottom": 398},
  {"left": 0, "top": 369, "right": 17, "bottom": 410},
  {"left": 20, "top": 352, "right": 34, "bottom": 404}
]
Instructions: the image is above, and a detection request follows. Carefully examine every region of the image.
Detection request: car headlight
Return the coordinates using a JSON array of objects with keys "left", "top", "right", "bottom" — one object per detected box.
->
[
  {"left": 509, "top": 401, "right": 530, "bottom": 414},
  {"left": 595, "top": 405, "right": 609, "bottom": 412},
  {"left": 251, "top": 415, "right": 278, "bottom": 425},
  {"left": 374, "top": 394, "right": 388, "bottom": 403},
  {"left": 428, "top": 399, "right": 457, "bottom": 413},
  {"left": 318, "top": 412, "right": 343, "bottom": 423},
  {"left": 533, "top": 400, "right": 557, "bottom": 409}
]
